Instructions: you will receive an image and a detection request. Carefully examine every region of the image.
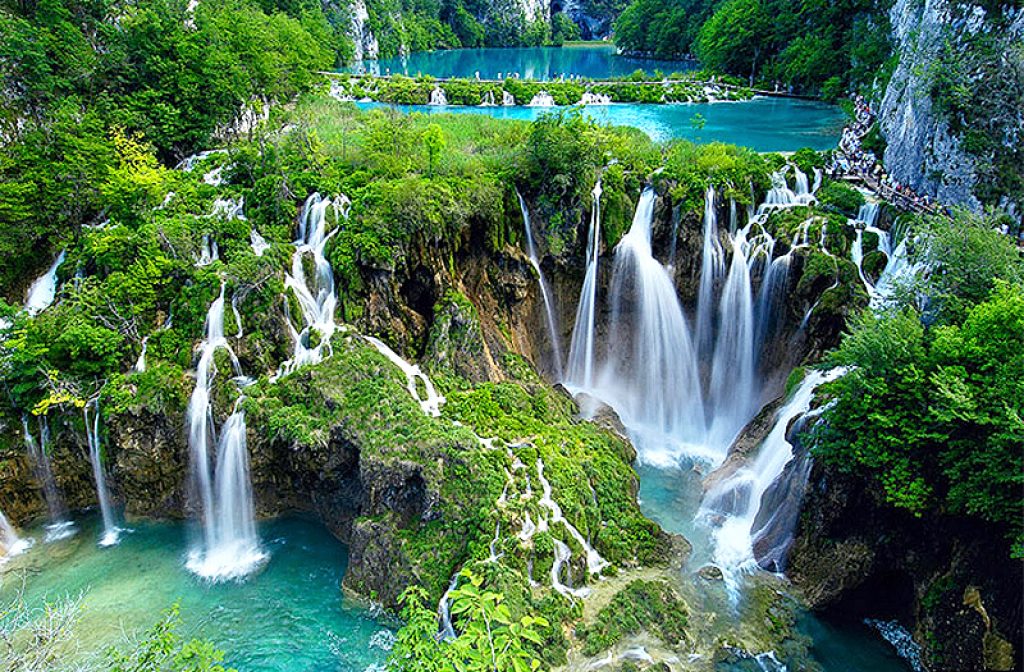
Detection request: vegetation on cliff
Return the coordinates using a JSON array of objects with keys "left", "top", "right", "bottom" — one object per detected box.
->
[{"left": 813, "top": 210, "right": 1024, "bottom": 556}]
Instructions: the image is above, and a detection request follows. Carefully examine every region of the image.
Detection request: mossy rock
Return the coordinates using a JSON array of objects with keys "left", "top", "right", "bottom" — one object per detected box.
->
[{"left": 577, "top": 579, "right": 689, "bottom": 656}]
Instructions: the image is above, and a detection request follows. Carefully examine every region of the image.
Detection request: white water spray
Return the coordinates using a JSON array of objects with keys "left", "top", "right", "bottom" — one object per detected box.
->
[{"left": 25, "top": 251, "right": 66, "bottom": 316}]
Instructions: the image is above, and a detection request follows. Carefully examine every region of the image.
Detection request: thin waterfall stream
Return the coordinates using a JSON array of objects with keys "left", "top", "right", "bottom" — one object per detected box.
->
[
  {"left": 517, "top": 191, "right": 564, "bottom": 380},
  {"left": 84, "top": 398, "right": 120, "bottom": 547}
]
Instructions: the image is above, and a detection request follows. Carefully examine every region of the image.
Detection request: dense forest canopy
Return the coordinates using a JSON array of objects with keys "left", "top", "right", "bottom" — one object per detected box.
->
[{"left": 613, "top": 0, "right": 895, "bottom": 94}]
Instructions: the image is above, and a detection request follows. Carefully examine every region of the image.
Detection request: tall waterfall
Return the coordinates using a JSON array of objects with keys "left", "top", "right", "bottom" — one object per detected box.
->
[
  {"left": 700, "top": 368, "right": 845, "bottom": 581},
  {"left": 0, "top": 510, "right": 31, "bottom": 559},
  {"left": 517, "top": 192, "right": 563, "bottom": 380},
  {"left": 277, "top": 193, "right": 347, "bottom": 378},
  {"left": 84, "top": 399, "right": 120, "bottom": 547},
  {"left": 571, "top": 188, "right": 706, "bottom": 464},
  {"left": 186, "top": 286, "right": 264, "bottom": 580},
  {"left": 23, "top": 415, "right": 75, "bottom": 541},
  {"left": 707, "top": 227, "right": 756, "bottom": 448},
  {"left": 565, "top": 181, "right": 603, "bottom": 388},
  {"left": 565, "top": 180, "right": 810, "bottom": 466},
  {"left": 25, "top": 251, "right": 66, "bottom": 316},
  {"left": 695, "top": 187, "right": 725, "bottom": 359}
]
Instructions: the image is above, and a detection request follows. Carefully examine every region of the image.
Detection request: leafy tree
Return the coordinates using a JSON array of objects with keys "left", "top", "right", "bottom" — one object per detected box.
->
[
  {"left": 388, "top": 570, "right": 548, "bottom": 672},
  {"left": 423, "top": 124, "right": 447, "bottom": 178},
  {"left": 695, "top": 0, "right": 772, "bottom": 86},
  {"left": 814, "top": 211, "right": 1024, "bottom": 555}
]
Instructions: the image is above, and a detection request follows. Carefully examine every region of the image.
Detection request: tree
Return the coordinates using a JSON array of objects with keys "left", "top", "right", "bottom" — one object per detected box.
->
[
  {"left": 423, "top": 123, "right": 446, "bottom": 178},
  {"left": 388, "top": 570, "right": 548, "bottom": 672},
  {"left": 695, "top": 0, "right": 772, "bottom": 85}
]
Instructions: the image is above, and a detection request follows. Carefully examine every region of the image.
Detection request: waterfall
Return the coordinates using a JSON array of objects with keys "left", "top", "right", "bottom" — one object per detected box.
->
[
  {"left": 186, "top": 285, "right": 263, "bottom": 580},
  {"left": 527, "top": 92, "right": 555, "bottom": 107},
  {"left": 480, "top": 90, "right": 495, "bottom": 106},
  {"left": 700, "top": 368, "right": 845, "bottom": 579},
  {"left": 502, "top": 91, "right": 515, "bottom": 106},
  {"left": 438, "top": 573, "right": 459, "bottom": 640},
  {"left": 276, "top": 193, "right": 347, "bottom": 378},
  {"left": 811, "top": 167, "right": 822, "bottom": 193},
  {"left": 197, "top": 235, "right": 219, "bottom": 266},
  {"left": 592, "top": 188, "right": 706, "bottom": 459},
  {"left": 0, "top": 510, "right": 31, "bottom": 559},
  {"left": 23, "top": 415, "right": 75, "bottom": 541},
  {"left": 250, "top": 229, "right": 270, "bottom": 256},
  {"left": 364, "top": 336, "right": 444, "bottom": 417},
  {"left": 793, "top": 167, "right": 810, "bottom": 197},
  {"left": 517, "top": 192, "right": 564, "bottom": 380},
  {"left": 84, "top": 399, "right": 120, "bottom": 547},
  {"left": 565, "top": 180, "right": 603, "bottom": 388},
  {"left": 428, "top": 85, "right": 448, "bottom": 105},
  {"left": 578, "top": 92, "right": 612, "bottom": 105},
  {"left": 707, "top": 228, "right": 756, "bottom": 449},
  {"left": 695, "top": 187, "right": 725, "bottom": 360},
  {"left": 134, "top": 338, "right": 148, "bottom": 373},
  {"left": 25, "top": 251, "right": 66, "bottom": 316}
]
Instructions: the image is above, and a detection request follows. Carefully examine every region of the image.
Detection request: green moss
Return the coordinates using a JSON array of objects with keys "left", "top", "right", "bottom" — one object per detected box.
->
[{"left": 577, "top": 580, "right": 688, "bottom": 656}]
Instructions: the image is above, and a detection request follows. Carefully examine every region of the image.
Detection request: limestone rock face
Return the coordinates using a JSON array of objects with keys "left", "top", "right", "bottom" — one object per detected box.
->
[
  {"left": 788, "top": 459, "right": 1023, "bottom": 671},
  {"left": 110, "top": 408, "right": 189, "bottom": 518},
  {"left": 877, "top": 0, "right": 1024, "bottom": 213},
  {"left": 347, "top": 0, "right": 379, "bottom": 61}
]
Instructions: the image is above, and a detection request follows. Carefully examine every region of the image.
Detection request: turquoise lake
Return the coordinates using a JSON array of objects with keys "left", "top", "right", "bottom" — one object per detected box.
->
[
  {"left": 349, "top": 45, "right": 844, "bottom": 151},
  {"left": 0, "top": 515, "right": 391, "bottom": 672},
  {"left": 357, "top": 97, "right": 844, "bottom": 151},
  {"left": 352, "top": 43, "right": 696, "bottom": 80}
]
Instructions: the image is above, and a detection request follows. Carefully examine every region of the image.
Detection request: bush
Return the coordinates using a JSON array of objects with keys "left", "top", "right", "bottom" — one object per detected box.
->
[{"left": 816, "top": 181, "right": 865, "bottom": 216}]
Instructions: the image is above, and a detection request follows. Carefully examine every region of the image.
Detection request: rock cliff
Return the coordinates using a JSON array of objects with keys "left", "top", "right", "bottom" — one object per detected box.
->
[{"left": 877, "top": 0, "right": 1024, "bottom": 217}]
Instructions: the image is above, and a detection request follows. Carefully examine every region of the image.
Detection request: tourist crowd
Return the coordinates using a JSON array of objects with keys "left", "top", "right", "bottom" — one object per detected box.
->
[{"left": 831, "top": 95, "right": 939, "bottom": 216}]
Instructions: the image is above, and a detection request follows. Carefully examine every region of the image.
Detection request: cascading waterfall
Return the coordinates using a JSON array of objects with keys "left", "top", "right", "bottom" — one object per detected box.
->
[
  {"left": 565, "top": 183, "right": 806, "bottom": 468},
  {"left": 517, "top": 191, "right": 564, "bottom": 380},
  {"left": 428, "top": 86, "right": 448, "bottom": 105},
  {"left": 565, "top": 181, "right": 602, "bottom": 388},
  {"left": 480, "top": 90, "right": 495, "bottom": 106},
  {"left": 25, "top": 251, "right": 66, "bottom": 316},
  {"left": 250, "top": 229, "right": 271, "bottom": 256},
  {"left": 364, "top": 336, "right": 444, "bottom": 417},
  {"left": 707, "top": 227, "right": 756, "bottom": 449},
  {"left": 695, "top": 186, "right": 725, "bottom": 359},
  {"left": 527, "top": 92, "right": 555, "bottom": 107},
  {"left": 573, "top": 188, "right": 706, "bottom": 464},
  {"left": 134, "top": 338, "right": 148, "bottom": 373},
  {"left": 84, "top": 399, "right": 120, "bottom": 547},
  {"left": 502, "top": 91, "right": 515, "bottom": 106},
  {"left": 23, "top": 415, "right": 75, "bottom": 541},
  {"left": 186, "top": 285, "right": 264, "bottom": 580},
  {"left": 699, "top": 368, "right": 845, "bottom": 583},
  {"left": 277, "top": 193, "right": 348, "bottom": 377},
  {"left": 0, "top": 510, "right": 31, "bottom": 559}
]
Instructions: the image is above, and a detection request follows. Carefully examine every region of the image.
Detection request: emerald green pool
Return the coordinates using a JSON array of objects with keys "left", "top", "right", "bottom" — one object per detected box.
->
[{"left": 0, "top": 515, "right": 391, "bottom": 671}]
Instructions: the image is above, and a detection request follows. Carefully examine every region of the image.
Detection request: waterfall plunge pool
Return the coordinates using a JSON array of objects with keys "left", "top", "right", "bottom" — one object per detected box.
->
[{"left": 0, "top": 514, "right": 391, "bottom": 671}]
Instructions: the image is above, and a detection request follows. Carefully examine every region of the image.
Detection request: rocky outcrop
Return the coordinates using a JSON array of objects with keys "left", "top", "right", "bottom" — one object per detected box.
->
[
  {"left": 347, "top": 0, "right": 379, "bottom": 61},
  {"left": 877, "top": 0, "right": 1024, "bottom": 215},
  {"left": 789, "top": 460, "right": 1023, "bottom": 671}
]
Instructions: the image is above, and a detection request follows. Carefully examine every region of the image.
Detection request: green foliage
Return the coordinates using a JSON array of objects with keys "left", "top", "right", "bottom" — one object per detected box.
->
[
  {"left": 577, "top": 580, "right": 688, "bottom": 656},
  {"left": 616, "top": 0, "right": 893, "bottom": 93},
  {"left": 814, "top": 216, "right": 1024, "bottom": 553},
  {"left": 816, "top": 181, "right": 866, "bottom": 217},
  {"left": 910, "top": 210, "right": 1023, "bottom": 324},
  {"left": 661, "top": 141, "right": 770, "bottom": 212},
  {"left": 107, "top": 603, "right": 236, "bottom": 672},
  {"left": 389, "top": 571, "right": 548, "bottom": 672}
]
